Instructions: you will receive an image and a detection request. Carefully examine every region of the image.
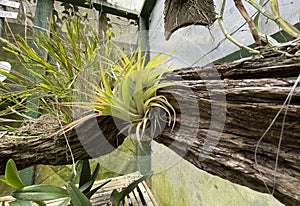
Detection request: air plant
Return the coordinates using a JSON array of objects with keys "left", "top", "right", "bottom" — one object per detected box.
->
[
  {"left": 89, "top": 45, "right": 176, "bottom": 147},
  {"left": 60, "top": 41, "right": 177, "bottom": 147}
]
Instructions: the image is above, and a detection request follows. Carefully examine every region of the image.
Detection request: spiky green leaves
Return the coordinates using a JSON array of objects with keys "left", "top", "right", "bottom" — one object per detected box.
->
[
  {"left": 2, "top": 159, "right": 111, "bottom": 206},
  {"left": 89, "top": 45, "right": 176, "bottom": 146},
  {"left": 0, "top": 15, "right": 176, "bottom": 147},
  {"left": 110, "top": 174, "right": 150, "bottom": 206}
]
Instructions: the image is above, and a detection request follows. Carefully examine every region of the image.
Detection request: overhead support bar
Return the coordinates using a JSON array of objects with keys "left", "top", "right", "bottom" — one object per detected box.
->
[
  {"left": 140, "top": 0, "right": 157, "bottom": 17},
  {"left": 138, "top": 0, "right": 158, "bottom": 60},
  {"left": 58, "top": 0, "right": 158, "bottom": 22},
  {"left": 58, "top": 0, "right": 139, "bottom": 20}
]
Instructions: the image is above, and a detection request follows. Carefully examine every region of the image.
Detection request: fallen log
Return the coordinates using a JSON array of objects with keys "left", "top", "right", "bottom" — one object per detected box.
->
[
  {"left": 158, "top": 54, "right": 300, "bottom": 206},
  {"left": 0, "top": 53, "right": 299, "bottom": 205}
]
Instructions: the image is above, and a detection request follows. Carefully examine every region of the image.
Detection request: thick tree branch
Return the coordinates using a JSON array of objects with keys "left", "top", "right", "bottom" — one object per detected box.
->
[
  {"left": 0, "top": 116, "right": 127, "bottom": 173},
  {"left": 157, "top": 54, "right": 300, "bottom": 206}
]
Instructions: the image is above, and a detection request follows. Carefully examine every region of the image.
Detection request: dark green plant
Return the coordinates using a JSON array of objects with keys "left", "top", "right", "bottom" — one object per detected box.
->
[
  {"left": 75, "top": 160, "right": 111, "bottom": 201},
  {"left": 1, "top": 159, "right": 151, "bottom": 206},
  {"left": 110, "top": 174, "right": 151, "bottom": 206},
  {"left": 0, "top": 159, "right": 110, "bottom": 206}
]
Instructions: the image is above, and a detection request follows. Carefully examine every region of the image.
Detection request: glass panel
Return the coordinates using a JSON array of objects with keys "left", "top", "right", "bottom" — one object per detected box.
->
[{"left": 107, "top": 0, "right": 145, "bottom": 12}]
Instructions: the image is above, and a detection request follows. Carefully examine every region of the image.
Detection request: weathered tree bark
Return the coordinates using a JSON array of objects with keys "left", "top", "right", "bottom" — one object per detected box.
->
[
  {"left": 164, "top": 0, "right": 216, "bottom": 40},
  {"left": 0, "top": 116, "right": 127, "bottom": 174},
  {"left": 0, "top": 54, "right": 299, "bottom": 205},
  {"left": 158, "top": 54, "right": 300, "bottom": 206}
]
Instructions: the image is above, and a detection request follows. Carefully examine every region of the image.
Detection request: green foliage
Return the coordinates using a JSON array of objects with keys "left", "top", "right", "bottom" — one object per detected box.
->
[
  {"left": 79, "top": 160, "right": 93, "bottom": 190},
  {"left": 74, "top": 160, "right": 111, "bottom": 200},
  {"left": 2, "top": 159, "right": 149, "bottom": 205},
  {"left": 67, "top": 182, "right": 92, "bottom": 206},
  {"left": 9, "top": 199, "right": 33, "bottom": 206},
  {"left": 1, "top": 159, "right": 111, "bottom": 205},
  {"left": 87, "top": 46, "right": 176, "bottom": 146},
  {"left": 0, "top": 159, "right": 25, "bottom": 189},
  {"left": 110, "top": 174, "right": 150, "bottom": 206},
  {"left": 0, "top": 16, "right": 103, "bottom": 127},
  {"left": 12, "top": 185, "right": 68, "bottom": 201},
  {"left": 0, "top": 13, "right": 175, "bottom": 204},
  {"left": 0, "top": 13, "right": 176, "bottom": 144}
]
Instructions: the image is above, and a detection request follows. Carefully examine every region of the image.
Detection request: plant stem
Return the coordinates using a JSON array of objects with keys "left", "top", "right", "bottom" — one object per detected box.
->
[
  {"left": 218, "top": 0, "right": 260, "bottom": 53},
  {"left": 234, "top": 0, "right": 262, "bottom": 47}
]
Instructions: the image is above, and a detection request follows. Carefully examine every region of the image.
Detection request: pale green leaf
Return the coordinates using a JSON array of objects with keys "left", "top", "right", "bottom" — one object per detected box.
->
[
  {"left": 12, "top": 185, "right": 68, "bottom": 201},
  {"left": 67, "top": 182, "right": 92, "bottom": 206},
  {"left": 1, "top": 159, "right": 25, "bottom": 189},
  {"left": 9, "top": 200, "right": 32, "bottom": 206}
]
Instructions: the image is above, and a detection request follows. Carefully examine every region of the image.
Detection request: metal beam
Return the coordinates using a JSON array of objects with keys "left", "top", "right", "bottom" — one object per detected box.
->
[
  {"left": 58, "top": 0, "right": 158, "bottom": 21},
  {"left": 139, "top": 15, "right": 149, "bottom": 57},
  {"left": 58, "top": 0, "right": 139, "bottom": 20},
  {"left": 140, "top": 0, "right": 157, "bottom": 17},
  {"left": 0, "top": 6, "right": 5, "bottom": 38}
]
